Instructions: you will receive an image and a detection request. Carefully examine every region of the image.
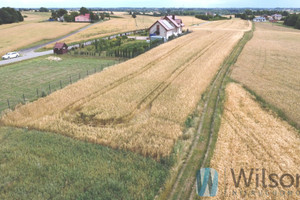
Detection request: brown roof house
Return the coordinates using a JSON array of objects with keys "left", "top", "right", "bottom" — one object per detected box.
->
[{"left": 53, "top": 42, "right": 68, "bottom": 54}]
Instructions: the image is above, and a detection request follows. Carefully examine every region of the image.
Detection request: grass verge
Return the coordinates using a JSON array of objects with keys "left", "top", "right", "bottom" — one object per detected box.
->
[
  {"left": 0, "top": 126, "right": 169, "bottom": 199},
  {"left": 0, "top": 55, "right": 119, "bottom": 113}
]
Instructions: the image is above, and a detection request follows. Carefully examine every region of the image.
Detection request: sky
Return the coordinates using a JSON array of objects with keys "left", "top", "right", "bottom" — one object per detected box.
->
[{"left": 1, "top": 0, "right": 300, "bottom": 8}]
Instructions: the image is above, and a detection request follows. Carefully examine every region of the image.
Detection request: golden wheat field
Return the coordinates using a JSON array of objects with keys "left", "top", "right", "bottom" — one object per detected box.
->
[
  {"left": 208, "top": 83, "right": 300, "bottom": 200},
  {"left": 0, "top": 12, "right": 87, "bottom": 56},
  {"left": 45, "top": 13, "right": 204, "bottom": 48},
  {"left": 231, "top": 22, "right": 300, "bottom": 128},
  {"left": 192, "top": 18, "right": 252, "bottom": 32},
  {"left": 0, "top": 20, "right": 248, "bottom": 159}
]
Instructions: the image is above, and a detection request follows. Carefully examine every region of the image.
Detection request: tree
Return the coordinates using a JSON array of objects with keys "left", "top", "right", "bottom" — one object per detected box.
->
[
  {"left": 295, "top": 16, "right": 300, "bottom": 29},
  {"left": 17, "top": 11, "right": 23, "bottom": 22},
  {"left": 0, "top": 9, "right": 12, "bottom": 24},
  {"left": 245, "top": 9, "right": 253, "bottom": 15},
  {"left": 100, "top": 13, "right": 105, "bottom": 20},
  {"left": 282, "top": 11, "right": 289, "bottom": 16},
  {"left": 90, "top": 12, "right": 99, "bottom": 21},
  {"left": 57, "top": 9, "right": 67, "bottom": 17},
  {"left": 0, "top": 7, "right": 24, "bottom": 24},
  {"left": 39, "top": 7, "right": 49, "bottom": 12},
  {"left": 80, "top": 7, "right": 89, "bottom": 15},
  {"left": 69, "top": 12, "right": 79, "bottom": 21},
  {"left": 284, "top": 14, "right": 298, "bottom": 26},
  {"left": 63, "top": 14, "right": 72, "bottom": 22}
]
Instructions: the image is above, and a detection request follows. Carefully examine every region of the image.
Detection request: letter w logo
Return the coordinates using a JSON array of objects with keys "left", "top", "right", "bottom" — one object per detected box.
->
[{"left": 196, "top": 168, "right": 218, "bottom": 197}]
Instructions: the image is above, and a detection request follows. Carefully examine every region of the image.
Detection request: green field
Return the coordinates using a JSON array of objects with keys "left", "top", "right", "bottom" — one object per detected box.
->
[
  {"left": 0, "top": 55, "right": 120, "bottom": 112},
  {"left": 0, "top": 127, "right": 169, "bottom": 199}
]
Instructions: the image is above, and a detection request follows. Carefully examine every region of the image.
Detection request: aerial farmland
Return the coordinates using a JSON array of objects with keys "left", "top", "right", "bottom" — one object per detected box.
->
[{"left": 0, "top": 2, "right": 300, "bottom": 200}]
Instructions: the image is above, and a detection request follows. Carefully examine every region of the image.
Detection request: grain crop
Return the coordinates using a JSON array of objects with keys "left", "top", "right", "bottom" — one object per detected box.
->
[
  {"left": 208, "top": 83, "right": 300, "bottom": 200},
  {"left": 231, "top": 22, "right": 300, "bottom": 128},
  {"left": 1, "top": 20, "right": 248, "bottom": 159},
  {"left": 0, "top": 12, "right": 87, "bottom": 56}
]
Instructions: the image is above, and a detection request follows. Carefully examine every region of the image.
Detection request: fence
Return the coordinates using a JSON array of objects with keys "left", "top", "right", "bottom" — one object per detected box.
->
[{"left": 1, "top": 60, "right": 123, "bottom": 113}]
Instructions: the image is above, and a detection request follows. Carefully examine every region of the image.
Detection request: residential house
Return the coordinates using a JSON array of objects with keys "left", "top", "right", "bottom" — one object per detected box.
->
[
  {"left": 272, "top": 14, "right": 283, "bottom": 20},
  {"left": 149, "top": 15, "right": 184, "bottom": 41},
  {"left": 75, "top": 14, "right": 91, "bottom": 22},
  {"left": 253, "top": 16, "right": 267, "bottom": 22}
]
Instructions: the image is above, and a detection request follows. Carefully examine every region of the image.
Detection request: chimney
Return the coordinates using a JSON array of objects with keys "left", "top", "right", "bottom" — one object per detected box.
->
[{"left": 172, "top": 15, "right": 175, "bottom": 20}]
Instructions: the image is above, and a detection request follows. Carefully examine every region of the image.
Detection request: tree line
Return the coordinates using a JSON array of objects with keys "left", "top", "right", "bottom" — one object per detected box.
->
[
  {"left": 235, "top": 9, "right": 289, "bottom": 20},
  {"left": 50, "top": 7, "right": 111, "bottom": 22},
  {"left": 195, "top": 14, "right": 229, "bottom": 21},
  {"left": 0, "top": 7, "right": 24, "bottom": 25},
  {"left": 284, "top": 14, "right": 300, "bottom": 29}
]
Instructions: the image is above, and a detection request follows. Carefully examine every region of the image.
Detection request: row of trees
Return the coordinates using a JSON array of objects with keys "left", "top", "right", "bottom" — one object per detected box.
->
[
  {"left": 0, "top": 7, "right": 24, "bottom": 25},
  {"left": 235, "top": 9, "right": 289, "bottom": 20},
  {"left": 284, "top": 14, "right": 300, "bottom": 29},
  {"left": 71, "top": 35, "right": 163, "bottom": 59},
  {"left": 50, "top": 7, "right": 111, "bottom": 22},
  {"left": 195, "top": 14, "right": 229, "bottom": 21}
]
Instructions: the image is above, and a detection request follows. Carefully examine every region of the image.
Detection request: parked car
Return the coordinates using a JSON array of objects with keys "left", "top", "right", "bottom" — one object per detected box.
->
[{"left": 2, "top": 52, "right": 20, "bottom": 60}]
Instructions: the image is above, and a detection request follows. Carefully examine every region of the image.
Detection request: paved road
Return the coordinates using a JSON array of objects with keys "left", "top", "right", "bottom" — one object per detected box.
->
[{"left": 0, "top": 21, "right": 102, "bottom": 66}]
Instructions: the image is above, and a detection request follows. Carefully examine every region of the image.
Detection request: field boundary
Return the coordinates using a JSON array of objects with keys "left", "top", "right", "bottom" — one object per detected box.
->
[
  {"left": 237, "top": 82, "right": 300, "bottom": 132},
  {"left": 160, "top": 23, "right": 255, "bottom": 200},
  {"left": 0, "top": 58, "right": 123, "bottom": 114}
]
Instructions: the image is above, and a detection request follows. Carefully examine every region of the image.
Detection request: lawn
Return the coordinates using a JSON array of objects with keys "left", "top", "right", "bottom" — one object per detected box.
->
[
  {"left": 0, "top": 126, "right": 169, "bottom": 199},
  {"left": 0, "top": 55, "right": 119, "bottom": 112}
]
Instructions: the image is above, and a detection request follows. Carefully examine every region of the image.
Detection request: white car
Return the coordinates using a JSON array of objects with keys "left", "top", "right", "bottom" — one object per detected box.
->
[{"left": 2, "top": 52, "right": 20, "bottom": 60}]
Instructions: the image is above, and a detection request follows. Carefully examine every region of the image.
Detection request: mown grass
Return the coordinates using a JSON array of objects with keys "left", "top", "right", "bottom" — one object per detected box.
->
[
  {"left": 0, "top": 126, "right": 169, "bottom": 199},
  {"left": 0, "top": 55, "right": 119, "bottom": 112}
]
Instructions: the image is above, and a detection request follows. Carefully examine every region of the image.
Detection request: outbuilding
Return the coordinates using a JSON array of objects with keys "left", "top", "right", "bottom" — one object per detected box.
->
[{"left": 53, "top": 42, "right": 68, "bottom": 54}]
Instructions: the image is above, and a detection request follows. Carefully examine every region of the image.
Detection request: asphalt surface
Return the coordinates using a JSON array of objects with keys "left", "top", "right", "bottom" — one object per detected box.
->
[{"left": 0, "top": 21, "right": 102, "bottom": 66}]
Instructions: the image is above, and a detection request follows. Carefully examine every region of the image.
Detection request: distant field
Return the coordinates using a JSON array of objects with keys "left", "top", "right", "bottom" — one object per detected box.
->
[
  {"left": 192, "top": 18, "right": 252, "bottom": 31},
  {"left": 0, "top": 12, "right": 87, "bottom": 56},
  {"left": 0, "top": 126, "right": 169, "bottom": 199},
  {"left": 45, "top": 13, "right": 205, "bottom": 48},
  {"left": 0, "top": 55, "right": 117, "bottom": 112},
  {"left": 231, "top": 22, "right": 300, "bottom": 128},
  {"left": 1, "top": 20, "right": 249, "bottom": 159},
  {"left": 210, "top": 83, "right": 300, "bottom": 199}
]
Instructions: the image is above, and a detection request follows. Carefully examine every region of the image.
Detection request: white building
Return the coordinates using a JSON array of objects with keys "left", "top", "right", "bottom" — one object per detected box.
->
[
  {"left": 253, "top": 16, "right": 267, "bottom": 22},
  {"left": 149, "top": 15, "right": 184, "bottom": 40},
  {"left": 272, "top": 14, "right": 283, "bottom": 20}
]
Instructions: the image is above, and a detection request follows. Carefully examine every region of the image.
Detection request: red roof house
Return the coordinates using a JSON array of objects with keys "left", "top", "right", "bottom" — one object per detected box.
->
[{"left": 75, "top": 14, "right": 91, "bottom": 22}]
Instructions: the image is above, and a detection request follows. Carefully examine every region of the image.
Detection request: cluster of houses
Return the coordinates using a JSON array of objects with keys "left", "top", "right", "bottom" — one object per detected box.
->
[
  {"left": 253, "top": 14, "right": 283, "bottom": 22},
  {"left": 149, "top": 15, "right": 185, "bottom": 41}
]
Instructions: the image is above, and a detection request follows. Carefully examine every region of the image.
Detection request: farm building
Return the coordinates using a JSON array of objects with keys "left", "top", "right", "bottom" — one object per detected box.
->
[
  {"left": 149, "top": 15, "right": 184, "bottom": 41},
  {"left": 253, "top": 16, "right": 267, "bottom": 22},
  {"left": 75, "top": 14, "right": 91, "bottom": 22},
  {"left": 53, "top": 42, "right": 68, "bottom": 54}
]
